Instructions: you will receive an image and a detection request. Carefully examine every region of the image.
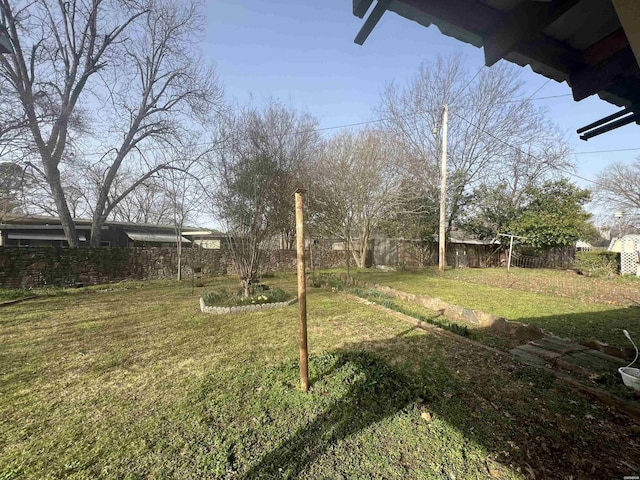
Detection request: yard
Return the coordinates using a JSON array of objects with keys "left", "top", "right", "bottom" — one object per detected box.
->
[
  {"left": 1, "top": 274, "right": 639, "bottom": 479},
  {"left": 348, "top": 267, "right": 640, "bottom": 349}
]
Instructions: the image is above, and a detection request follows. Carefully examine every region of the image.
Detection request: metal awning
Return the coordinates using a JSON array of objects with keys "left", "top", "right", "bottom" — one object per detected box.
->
[
  {"left": 125, "top": 231, "right": 191, "bottom": 244},
  {"left": 7, "top": 233, "right": 87, "bottom": 241}
]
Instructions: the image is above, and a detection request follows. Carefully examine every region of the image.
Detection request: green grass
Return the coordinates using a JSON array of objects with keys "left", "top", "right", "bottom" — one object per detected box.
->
[
  {"left": 345, "top": 268, "right": 640, "bottom": 348},
  {"left": 349, "top": 287, "right": 470, "bottom": 337},
  {"left": 1, "top": 275, "right": 638, "bottom": 479},
  {"left": 0, "top": 288, "right": 34, "bottom": 302}
]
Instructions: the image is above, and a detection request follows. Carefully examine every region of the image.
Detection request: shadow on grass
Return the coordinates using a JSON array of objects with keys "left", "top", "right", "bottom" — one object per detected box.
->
[
  {"left": 514, "top": 308, "right": 640, "bottom": 354},
  {"left": 239, "top": 347, "right": 429, "bottom": 479},
  {"left": 231, "top": 330, "right": 639, "bottom": 480}
]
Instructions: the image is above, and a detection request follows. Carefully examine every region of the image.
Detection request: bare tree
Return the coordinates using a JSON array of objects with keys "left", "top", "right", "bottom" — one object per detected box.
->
[
  {"left": 108, "top": 175, "right": 173, "bottom": 224},
  {"left": 0, "top": 0, "right": 147, "bottom": 245},
  {"left": 212, "top": 100, "right": 319, "bottom": 296},
  {"left": 377, "top": 53, "right": 572, "bottom": 238},
  {"left": 0, "top": 0, "right": 221, "bottom": 246},
  {"left": 593, "top": 157, "right": 640, "bottom": 227},
  {"left": 86, "top": 0, "right": 221, "bottom": 246},
  {"left": 161, "top": 153, "right": 210, "bottom": 280},
  {"left": 0, "top": 162, "right": 26, "bottom": 218},
  {"left": 308, "top": 128, "right": 407, "bottom": 268}
]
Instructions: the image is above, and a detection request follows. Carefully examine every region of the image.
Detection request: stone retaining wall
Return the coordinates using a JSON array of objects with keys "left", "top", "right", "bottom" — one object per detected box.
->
[
  {"left": 0, "top": 246, "right": 348, "bottom": 288},
  {"left": 334, "top": 274, "right": 546, "bottom": 342}
]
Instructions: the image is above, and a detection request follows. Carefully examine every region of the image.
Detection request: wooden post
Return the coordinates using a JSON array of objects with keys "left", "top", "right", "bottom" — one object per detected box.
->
[
  {"left": 438, "top": 104, "right": 448, "bottom": 273},
  {"left": 507, "top": 234, "right": 514, "bottom": 273},
  {"left": 294, "top": 188, "right": 309, "bottom": 392}
]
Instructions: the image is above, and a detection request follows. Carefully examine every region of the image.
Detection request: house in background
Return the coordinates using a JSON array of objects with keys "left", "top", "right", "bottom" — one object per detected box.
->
[{"left": 0, "top": 214, "right": 226, "bottom": 248}]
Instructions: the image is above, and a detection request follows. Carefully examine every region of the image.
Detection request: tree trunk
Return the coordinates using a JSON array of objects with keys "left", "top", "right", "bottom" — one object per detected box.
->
[
  {"left": 344, "top": 232, "right": 351, "bottom": 280},
  {"left": 358, "top": 231, "right": 370, "bottom": 268},
  {"left": 44, "top": 163, "right": 79, "bottom": 247},
  {"left": 89, "top": 210, "right": 107, "bottom": 247}
]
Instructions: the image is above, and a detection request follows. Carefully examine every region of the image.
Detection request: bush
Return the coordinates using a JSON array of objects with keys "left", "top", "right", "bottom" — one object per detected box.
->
[
  {"left": 575, "top": 251, "right": 619, "bottom": 277},
  {"left": 201, "top": 288, "right": 232, "bottom": 305}
]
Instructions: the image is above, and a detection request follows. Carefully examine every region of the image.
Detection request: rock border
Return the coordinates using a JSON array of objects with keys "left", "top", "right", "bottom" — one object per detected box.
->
[
  {"left": 348, "top": 292, "right": 640, "bottom": 422},
  {"left": 320, "top": 273, "right": 547, "bottom": 342},
  {"left": 200, "top": 296, "right": 297, "bottom": 315},
  {"left": 316, "top": 273, "right": 633, "bottom": 357},
  {"left": 0, "top": 295, "right": 37, "bottom": 308},
  {"left": 372, "top": 284, "right": 547, "bottom": 342}
]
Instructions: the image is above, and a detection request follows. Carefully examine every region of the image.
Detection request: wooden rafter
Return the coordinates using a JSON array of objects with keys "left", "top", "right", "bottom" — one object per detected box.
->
[
  {"left": 353, "top": 0, "right": 640, "bottom": 116},
  {"left": 355, "top": 0, "right": 391, "bottom": 46},
  {"left": 353, "top": 0, "right": 374, "bottom": 19},
  {"left": 570, "top": 46, "right": 639, "bottom": 101},
  {"left": 582, "top": 29, "right": 630, "bottom": 66},
  {"left": 483, "top": 0, "right": 582, "bottom": 66}
]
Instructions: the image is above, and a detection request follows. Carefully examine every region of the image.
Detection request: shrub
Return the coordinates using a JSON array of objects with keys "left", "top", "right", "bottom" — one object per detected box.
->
[
  {"left": 201, "top": 288, "right": 231, "bottom": 305},
  {"left": 575, "top": 251, "right": 619, "bottom": 277},
  {"left": 266, "top": 287, "right": 288, "bottom": 303}
]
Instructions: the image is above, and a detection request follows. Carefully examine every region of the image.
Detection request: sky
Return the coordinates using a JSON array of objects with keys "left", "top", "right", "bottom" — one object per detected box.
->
[{"left": 203, "top": 0, "right": 640, "bottom": 222}]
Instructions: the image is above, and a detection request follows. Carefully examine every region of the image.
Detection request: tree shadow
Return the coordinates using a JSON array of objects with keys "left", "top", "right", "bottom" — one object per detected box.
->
[
  {"left": 239, "top": 345, "right": 432, "bottom": 479},
  {"left": 512, "top": 307, "right": 640, "bottom": 357},
  {"left": 237, "top": 328, "right": 640, "bottom": 480}
]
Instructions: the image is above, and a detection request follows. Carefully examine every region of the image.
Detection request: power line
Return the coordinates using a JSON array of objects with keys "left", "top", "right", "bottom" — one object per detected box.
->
[
  {"left": 458, "top": 65, "right": 485, "bottom": 96},
  {"left": 573, "top": 147, "right": 640, "bottom": 155},
  {"left": 77, "top": 93, "right": 575, "bottom": 158},
  {"left": 451, "top": 111, "right": 597, "bottom": 184},
  {"left": 524, "top": 79, "right": 551, "bottom": 102}
]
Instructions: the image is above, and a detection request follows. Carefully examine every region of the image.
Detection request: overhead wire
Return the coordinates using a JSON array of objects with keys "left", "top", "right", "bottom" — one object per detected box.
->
[
  {"left": 523, "top": 79, "right": 551, "bottom": 102},
  {"left": 457, "top": 64, "right": 485, "bottom": 96},
  {"left": 450, "top": 111, "right": 597, "bottom": 184},
  {"left": 76, "top": 93, "right": 578, "bottom": 158}
]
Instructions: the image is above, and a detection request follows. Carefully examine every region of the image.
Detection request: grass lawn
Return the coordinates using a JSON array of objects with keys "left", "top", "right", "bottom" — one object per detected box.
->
[
  {"left": 0, "top": 289, "right": 35, "bottom": 302},
  {"left": 347, "top": 268, "right": 640, "bottom": 348},
  {"left": 1, "top": 275, "right": 639, "bottom": 479}
]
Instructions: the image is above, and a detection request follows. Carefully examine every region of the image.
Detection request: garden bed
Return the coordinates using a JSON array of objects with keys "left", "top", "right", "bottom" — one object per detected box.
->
[{"left": 200, "top": 285, "right": 297, "bottom": 315}]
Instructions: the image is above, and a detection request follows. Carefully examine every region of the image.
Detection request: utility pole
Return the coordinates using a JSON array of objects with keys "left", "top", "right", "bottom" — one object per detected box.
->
[
  {"left": 438, "top": 104, "right": 448, "bottom": 273},
  {"left": 294, "top": 188, "right": 309, "bottom": 392}
]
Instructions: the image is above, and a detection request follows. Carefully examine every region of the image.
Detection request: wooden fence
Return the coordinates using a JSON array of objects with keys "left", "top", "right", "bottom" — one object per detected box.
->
[
  {"left": 372, "top": 239, "right": 577, "bottom": 269},
  {"left": 372, "top": 239, "right": 502, "bottom": 268}
]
